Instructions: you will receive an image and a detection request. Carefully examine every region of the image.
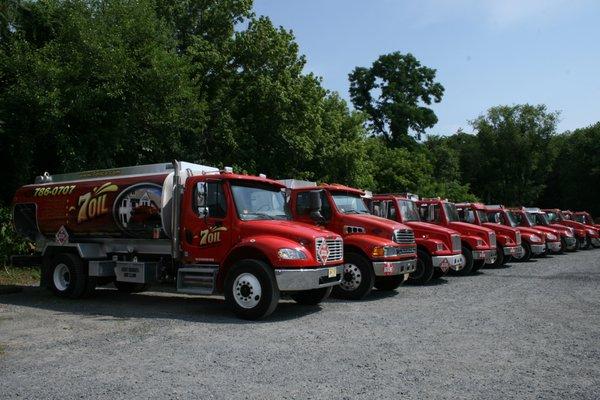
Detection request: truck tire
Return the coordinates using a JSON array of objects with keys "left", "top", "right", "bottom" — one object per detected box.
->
[
  {"left": 224, "top": 259, "right": 279, "bottom": 320},
  {"left": 472, "top": 260, "right": 485, "bottom": 272},
  {"left": 580, "top": 236, "right": 591, "bottom": 250},
  {"left": 432, "top": 267, "right": 448, "bottom": 279},
  {"left": 514, "top": 242, "right": 532, "bottom": 262},
  {"left": 374, "top": 275, "right": 405, "bottom": 291},
  {"left": 452, "top": 246, "right": 474, "bottom": 276},
  {"left": 489, "top": 245, "right": 504, "bottom": 268},
  {"left": 290, "top": 287, "right": 332, "bottom": 305},
  {"left": 47, "top": 253, "right": 88, "bottom": 299},
  {"left": 332, "top": 253, "right": 375, "bottom": 300},
  {"left": 407, "top": 249, "right": 433, "bottom": 285},
  {"left": 114, "top": 281, "right": 150, "bottom": 293}
]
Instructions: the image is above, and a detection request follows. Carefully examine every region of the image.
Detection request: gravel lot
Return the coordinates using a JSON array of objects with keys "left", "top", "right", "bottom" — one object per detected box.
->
[{"left": 1, "top": 250, "right": 599, "bottom": 400}]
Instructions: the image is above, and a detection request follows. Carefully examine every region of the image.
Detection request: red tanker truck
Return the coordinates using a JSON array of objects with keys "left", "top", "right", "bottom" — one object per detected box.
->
[
  {"left": 281, "top": 180, "right": 417, "bottom": 300},
  {"left": 542, "top": 208, "right": 597, "bottom": 250},
  {"left": 415, "top": 198, "right": 497, "bottom": 275},
  {"left": 366, "top": 193, "right": 464, "bottom": 284},
  {"left": 11, "top": 161, "right": 345, "bottom": 320},
  {"left": 509, "top": 208, "right": 577, "bottom": 252},
  {"left": 482, "top": 205, "right": 559, "bottom": 261},
  {"left": 455, "top": 203, "right": 522, "bottom": 267}
]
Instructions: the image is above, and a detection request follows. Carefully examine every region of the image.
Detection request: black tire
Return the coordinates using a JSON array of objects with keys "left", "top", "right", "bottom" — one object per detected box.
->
[
  {"left": 580, "top": 236, "right": 591, "bottom": 250},
  {"left": 374, "top": 275, "right": 405, "bottom": 291},
  {"left": 47, "top": 253, "right": 88, "bottom": 299},
  {"left": 432, "top": 267, "right": 447, "bottom": 279},
  {"left": 451, "top": 245, "right": 474, "bottom": 276},
  {"left": 290, "top": 287, "right": 332, "bottom": 305},
  {"left": 472, "top": 260, "right": 485, "bottom": 272},
  {"left": 332, "top": 253, "right": 375, "bottom": 300},
  {"left": 407, "top": 249, "right": 434, "bottom": 285},
  {"left": 489, "top": 245, "right": 504, "bottom": 268},
  {"left": 114, "top": 281, "right": 150, "bottom": 293},
  {"left": 514, "top": 242, "right": 532, "bottom": 262},
  {"left": 224, "top": 259, "right": 279, "bottom": 320}
]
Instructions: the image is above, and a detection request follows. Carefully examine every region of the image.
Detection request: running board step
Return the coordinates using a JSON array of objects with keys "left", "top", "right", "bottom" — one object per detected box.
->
[{"left": 177, "top": 265, "right": 219, "bottom": 295}]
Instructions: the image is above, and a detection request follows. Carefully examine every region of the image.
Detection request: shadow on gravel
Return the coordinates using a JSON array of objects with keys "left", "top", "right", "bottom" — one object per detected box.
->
[
  {"left": 325, "top": 288, "right": 399, "bottom": 303},
  {"left": 415, "top": 277, "right": 449, "bottom": 287},
  {"left": 0, "top": 286, "right": 322, "bottom": 324}
]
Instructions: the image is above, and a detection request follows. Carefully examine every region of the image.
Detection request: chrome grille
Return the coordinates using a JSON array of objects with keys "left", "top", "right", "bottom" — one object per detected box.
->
[
  {"left": 315, "top": 237, "right": 343, "bottom": 263},
  {"left": 515, "top": 231, "right": 522, "bottom": 245},
  {"left": 451, "top": 234, "right": 461, "bottom": 252},
  {"left": 489, "top": 232, "right": 497, "bottom": 247},
  {"left": 397, "top": 246, "right": 416, "bottom": 255},
  {"left": 394, "top": 229, "right": 415, "bottom": 244}
]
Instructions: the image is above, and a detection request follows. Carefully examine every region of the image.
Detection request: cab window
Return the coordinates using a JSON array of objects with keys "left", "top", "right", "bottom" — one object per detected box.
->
[
  {"left": 194, "top": 182, "right": 227, "bottom": 218},
  {"left": 296, "top": 191, "right": 331, "bottom": 220}
]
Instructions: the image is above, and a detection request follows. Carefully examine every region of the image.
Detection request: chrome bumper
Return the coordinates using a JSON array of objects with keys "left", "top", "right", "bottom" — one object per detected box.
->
[
  {"left": 504, "top": 245, "right": 523, "bottom": 256},
  {"left": 546, "top": 241, "right": 562, "bottom": 252},
  {"left": 473, "top": 249, "right": 497, "bottom": 264},
  {"left": 530, "top": 244, "right": 546, "bottom": 254},
  {"left": 275, "top": 265, "right": 343, "bottom": 291},
  {"left": 372, "top": 258, "right": 417, "bottom": 277},
  {"left": 432, "top": 254, "right": 464, "bottom": 271}
]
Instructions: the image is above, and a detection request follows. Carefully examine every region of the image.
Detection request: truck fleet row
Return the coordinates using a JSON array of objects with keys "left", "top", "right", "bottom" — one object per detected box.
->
[{"left": 10, "top": 161, "right": 600, "bottom": 319}]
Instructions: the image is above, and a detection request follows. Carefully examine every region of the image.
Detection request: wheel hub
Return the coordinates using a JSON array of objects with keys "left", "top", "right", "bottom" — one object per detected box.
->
[
  {"left": 340, "top": 263, "right": 362, "bottom": 291},
  {"left": 233, "top": 273, "right": 262, "bottom": 309},
  {"left": 53, "top": 263, "right": 70, "bottom": 292}
]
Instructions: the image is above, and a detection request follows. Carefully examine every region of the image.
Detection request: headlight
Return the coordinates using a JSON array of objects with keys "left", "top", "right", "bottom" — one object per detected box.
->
[
  {"left": 546, "top": 233, "right": 557, "bottom": 241},
  {"left": 278, "top": 248, "right": 307, "bottom": 260},
  {"left": 436, "top": 242, "right": 445, "bottom": 252},
  {"left": 565, "top": 230, "right": 573, "bottom": 237},
  {"left": 372, "top": 245, "right": 398, "bottom": 258},
  {"left": 530, "top": 235, "right": 541, "bottom": 243},
  {"left": 587, "top": 229, "right": 595, "bottom": 235}
]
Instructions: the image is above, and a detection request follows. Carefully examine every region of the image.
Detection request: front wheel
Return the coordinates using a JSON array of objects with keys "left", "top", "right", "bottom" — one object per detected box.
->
[
  {"left": 290, "top": 287, "right": 332, "bottom": 305},
  {"left": 580, "top": 236, "right": 591, "bottom": 250},
  {"left": 224, "top": 259, "right": 280, "bottom": 320},
  {"left": 407, "top": 249, "right": 433, "bottom": 285},
  {"left": 514, "top": 242, "right": 532, "bottom": 262},
  {"left": 332, "top": 253, "right": 375, "bottom": 300},
  {"left": 489, "top": 245, "right": 504, "bottom": 268},
  {"left": 451, "top": 246, "right": 474, "bottom": 276}
]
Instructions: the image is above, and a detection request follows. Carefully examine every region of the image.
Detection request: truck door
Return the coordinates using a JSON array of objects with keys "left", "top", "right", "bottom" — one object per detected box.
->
[{"left": 181, "top": 180, "right": 232, "bottom": 265}]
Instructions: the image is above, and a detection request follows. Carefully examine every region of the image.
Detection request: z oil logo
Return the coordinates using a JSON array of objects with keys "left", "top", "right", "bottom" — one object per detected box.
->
[
  {"left": 199, "top": 226, "right": 228, "bottom": 246},
  {"left": 76, "top": 182, "right": 118, "bottom": 223}
]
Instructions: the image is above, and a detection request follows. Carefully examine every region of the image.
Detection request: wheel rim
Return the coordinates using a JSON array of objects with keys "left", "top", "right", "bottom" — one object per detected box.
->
[
  {"left": 460, "top": 253, "right": 466, "bottom": 266},
  {"left": 53, "top": 263, "right": 70, "bottom": 291},
  {"left": 233, "top": 273, "right": 262, "bottom": 309},
  {"left": 340, "top": 263, "right": 362, "bottom": 291}
]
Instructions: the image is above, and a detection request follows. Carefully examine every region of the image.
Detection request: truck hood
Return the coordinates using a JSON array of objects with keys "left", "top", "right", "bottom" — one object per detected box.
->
[
  {"left": 340, "top": 213, "right": 409, "bottom": 235},
  {"left": 482, "top": 223, "right": 519, "bottom": 237},
  {"left": 406, "top": 221, "right": 458, "bottom": 237},
  {"left": 517, "top": 226, "right": 546, "bottom": 237},
  {"left": 531, "top": 225, "right": 561, "bottom": 236},
  {"left": 240, "top": 219, "right": 340, "bottom": 242},
  {"left": 449, "top": 221, "right": 494, "bottom": 237}
]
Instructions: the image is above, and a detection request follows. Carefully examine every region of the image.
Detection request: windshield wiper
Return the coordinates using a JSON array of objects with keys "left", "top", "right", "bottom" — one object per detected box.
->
[
  {"left": 343, "top": 210, "right": 360, "bottom": 214},
  {"left": 244, "top": 212, "right": 275, "bottom": 220}
]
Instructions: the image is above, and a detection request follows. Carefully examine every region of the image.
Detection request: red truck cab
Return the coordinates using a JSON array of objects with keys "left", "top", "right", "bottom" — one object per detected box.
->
[
  {"left": 455, "top": 202, "right": 522, "bottom": 266},
  {"left": 483, "top": 205, "right": 558, "bottom": 261},
  {"left": 282, "top": 181, "right": 417, "bottom": 300},
  {"left": 542, "top": 208, "right": 598, "bottom": 250},
  {"left": 367, "top": 193, "right": 464, "bottom": 284},
  {"left": 573, "top": 212, "right": 600, "bottom": 247},
  {"left": 415, "top": 198, "right": 497, "bottom": 275},
  {"left": 12, "top": 162, "right": 346, "bottom": 320},
  {"left": 513, "top": 208, "right": 577, "bottom": 252}
]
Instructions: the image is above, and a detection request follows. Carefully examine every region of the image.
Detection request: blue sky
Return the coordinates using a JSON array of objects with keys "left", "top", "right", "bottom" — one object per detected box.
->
[{"left": 253, "top": 0, "right": 600, "bottom": 135}]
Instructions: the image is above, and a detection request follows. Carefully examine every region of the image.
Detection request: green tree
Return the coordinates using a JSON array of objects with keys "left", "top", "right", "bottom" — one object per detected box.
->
[
  {"left": 469, "top": 104, "right": 559, "bottom": 205},
  {"left": 348, "top": 52, "right": 444, "bottom": 147}
]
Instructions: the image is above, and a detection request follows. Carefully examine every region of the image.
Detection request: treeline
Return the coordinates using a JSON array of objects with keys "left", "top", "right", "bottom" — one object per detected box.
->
[{"left": 0, "top": 0, "right": 598, "bottom": 222}]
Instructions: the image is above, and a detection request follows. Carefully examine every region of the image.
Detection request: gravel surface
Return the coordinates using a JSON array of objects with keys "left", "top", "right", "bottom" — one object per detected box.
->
[{"left": 1, "top": 250, "right": 599, "bottom": 399}]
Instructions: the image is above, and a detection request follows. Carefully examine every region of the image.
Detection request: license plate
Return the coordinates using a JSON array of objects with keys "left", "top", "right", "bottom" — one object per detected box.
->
[
  {"left": 383, "top": 263, "right": 394, "bottom": 276},
  {"left": 328, "top": 267, "right": 337, "bottom": 278}
]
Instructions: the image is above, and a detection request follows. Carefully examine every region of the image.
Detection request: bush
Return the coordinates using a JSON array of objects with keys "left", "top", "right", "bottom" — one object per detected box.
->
[{"left": 0, "top": 206, "right": 31, "bottom": 265}]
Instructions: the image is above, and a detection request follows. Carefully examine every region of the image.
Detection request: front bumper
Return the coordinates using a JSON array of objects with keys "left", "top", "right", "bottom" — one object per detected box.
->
[
  {"left": 432, "top": 254, "right": 465, "bottom": 272},
  {"left": 473, "top": 249, "right": 497, "bottom": 264},
  {"left": 503, "top": 245, "right": 523, "bottom": 257},
  {"left": 546, "top": 241, "right": 561, "bottom": 252},
  {"left": 530, "top": 243, "right": 546, "bottom": 254},
  {"left": 372, "top": 258, "right": 417, "bottom": 277},
  {"left": 275, "top": 265, "right": 343, "bottom": 291}
]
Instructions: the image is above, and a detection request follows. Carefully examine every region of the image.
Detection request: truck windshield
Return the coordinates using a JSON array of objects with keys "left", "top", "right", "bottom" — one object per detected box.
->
[
  {"left": 530, "top": 212, "right": 550, "bottom": 226},
  {"left": 476, "top": 210, "right": 489, "bottom": 223},
  {"left": 331, "top": 192, "right": 370, "bottom": 214},
  {"left": 504, "top": 211, "right": 519, "bottom": 227},
  {"left": 546, "top": 212, "right": 559, "bottom": 223},
  {"left": 399, "top": 200, "right": 420, "bottom": 222},
  {"left": 444, "top": 203, "right": 460, "bottom": 222},
  {"left": 231, "top": 182, "right": 291, "bottom": 221}
]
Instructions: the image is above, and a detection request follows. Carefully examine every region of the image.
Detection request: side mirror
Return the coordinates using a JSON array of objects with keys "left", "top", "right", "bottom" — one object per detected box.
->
[
  {"left": 195, "top": 182, "right": 209, "bottom": 218},
  {"left": 308, "top": 190, "right": 325, "bottom": 224}
]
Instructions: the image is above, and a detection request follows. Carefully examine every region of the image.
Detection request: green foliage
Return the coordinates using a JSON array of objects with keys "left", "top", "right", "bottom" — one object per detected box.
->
[
  {"left": 349, "top": 52, "right": 444, "bottom": 146},
  {"left": 0, "top": 207, "right": 30, "bottom": 264}
]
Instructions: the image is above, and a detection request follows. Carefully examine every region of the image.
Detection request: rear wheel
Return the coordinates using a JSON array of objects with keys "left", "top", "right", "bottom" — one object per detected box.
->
[
  {"left": 224, "top": 259, "right": 279, "bottom": 320},
  {"left": 451, "top": 246, "right": 474, "bottom": 276},
  {"left": 290, "top": 287, "right": 332, "bottom": 305},
  {"left": 47, "top": 253, "right": 88, "bottom": 299},
  {"left": 374, "top": 275, "right": 405, "bottom": 291},
  {"left": 114, "top": 281, "right": 150, "bottom": 293},
  {"left": 332, "top": 253, "right": 375, "bottom": 300},
  {"left": 407, "top": 249, "right": 434, "bottom": 285}
]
